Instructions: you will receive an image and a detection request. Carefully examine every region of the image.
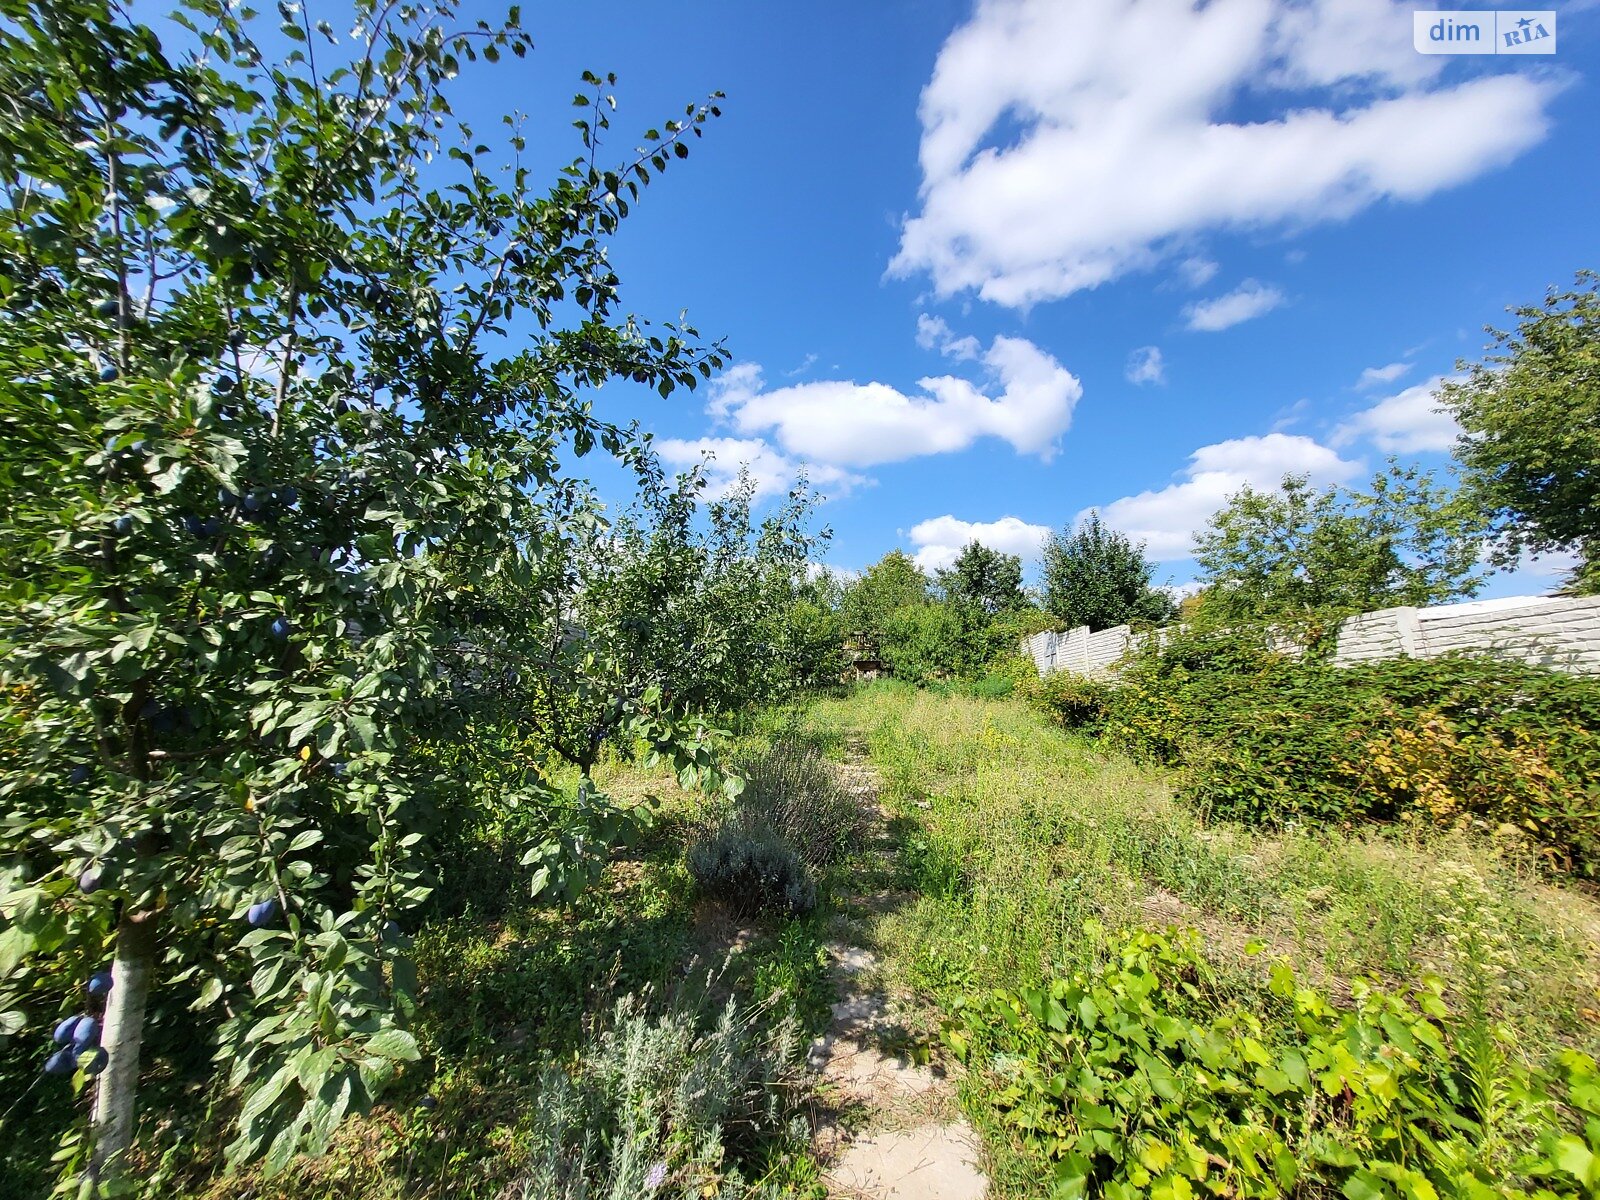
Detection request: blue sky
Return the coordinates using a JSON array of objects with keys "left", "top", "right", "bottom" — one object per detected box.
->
[{"left": 452, "top": 0, "right": 1598, "bottom": 596}]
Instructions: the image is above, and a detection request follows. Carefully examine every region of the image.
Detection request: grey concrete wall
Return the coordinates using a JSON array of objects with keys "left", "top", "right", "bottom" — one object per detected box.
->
[{"left": 1026, "top": 594, "right": 1600, "bottom": 680}]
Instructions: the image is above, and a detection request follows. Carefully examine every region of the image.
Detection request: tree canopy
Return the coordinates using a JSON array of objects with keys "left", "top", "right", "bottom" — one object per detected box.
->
[
  {"left": 1192, "top": 466, "right": 1485, "bottom": 627},
  {"left": 1442, "top": 271, "right": 1600, "bottom": 594},
  {"left": 842, "top": 550, "right": 931, "bottom": 644},
  {"left": 937, "top": 541, "right": 1025, "bottom": 614},
  {"left": 1041, "top": 513, "right": 1174, "bottom": 631},
  {"left": 0, "top": 0, "right": 733, "bottom": 1184}
]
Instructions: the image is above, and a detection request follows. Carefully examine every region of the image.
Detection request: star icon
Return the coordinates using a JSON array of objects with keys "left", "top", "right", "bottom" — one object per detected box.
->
[{"left": 1517, "top": 16, "right": 1533, "bottom": 29}]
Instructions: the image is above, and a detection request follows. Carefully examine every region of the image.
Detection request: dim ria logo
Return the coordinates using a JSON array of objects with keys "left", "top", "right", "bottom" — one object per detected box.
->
[{"left": 1414, "top": 9, "right": 1556, "bottom": 54}]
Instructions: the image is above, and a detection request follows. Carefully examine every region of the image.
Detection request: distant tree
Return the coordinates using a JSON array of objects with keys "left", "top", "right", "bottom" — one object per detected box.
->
[
  {"left": 1192, "top": 465, "right": 1486, "bottom": 627},
  {"left": 842, "top": 551, "right": 930, "bottom": 644},
  {"left": 1442, "top": 271, "right": 1600, "bottom": 594},
  {"left": 520, "top": 469, "right": 829, "bottom": 778},
  {"left": 937, "top": 541, "right": 1025, "bottom": 613},
  {"left": 1042, "top": 513, "right": 1175, "bottom": 630},
  {"left": 878, "top": 602, "right": 967, "bottom": 684}
]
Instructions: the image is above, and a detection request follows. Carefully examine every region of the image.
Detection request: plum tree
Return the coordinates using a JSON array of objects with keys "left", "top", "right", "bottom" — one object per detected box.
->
[{"left": 0, "top": 0, "right": 727, "bottom": 1189}]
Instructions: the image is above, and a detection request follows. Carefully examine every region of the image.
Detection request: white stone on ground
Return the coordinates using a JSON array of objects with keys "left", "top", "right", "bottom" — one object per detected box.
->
[{"left": 830, "top": 1122, "right": 988, "bottom": 1200}]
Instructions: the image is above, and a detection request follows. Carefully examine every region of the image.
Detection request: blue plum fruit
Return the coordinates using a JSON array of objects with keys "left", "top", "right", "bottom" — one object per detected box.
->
[
  {"left": 246, "top": 899, "right": 279, "bottom": 927},
  {"left": 88, "top": 971, "right": 113, "bottom": 999},
  {"left": 53, "top": 1016, "right": 84, "bottom": 1046},
  {"left": 44, "top": 1048, "right": 77, "bottom": 1076},
  {"left": 71, "top": 1017, "right": 98, "bottom": 1050}
]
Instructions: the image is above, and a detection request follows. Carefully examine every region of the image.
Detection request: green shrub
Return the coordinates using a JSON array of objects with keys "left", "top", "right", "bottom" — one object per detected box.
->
[
  {"left": 945, "top": 928, "right": 1600, "bottom": 1199},
  {"left": 1098, "top": 631, "right": 1600, "bottom": 875},
  {"left": 1020, "top": 670, "right": 1113, "bottom": 730},
  {"left": 967, "top": 653, "right": 1040, "bottom": 699},
  {"left": 879, "top": 602, "right": 971, "bottom": 684},
  {"left": 687, "top": 818, "right": 817, "bottom": 919},
  {"left": 514, "top": 986, "right": 807, "bottom": 1199},
  {"left": 731, "top": 734, "right": 867, "bottom": 871}
]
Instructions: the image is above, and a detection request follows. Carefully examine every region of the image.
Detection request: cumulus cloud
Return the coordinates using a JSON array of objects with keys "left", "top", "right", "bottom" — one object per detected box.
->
[
  {"left": 706, "top": 335, "right": 1082, "bottom": 467},
  {"left": 1356, "top": 361, "right": 1411, "bottom": 389},
  {"left": 1178, "top": 256, "right": 1220, "bottom": 288},
  {"left": 1087, "top": 432, "right": 1363, "bottom": 559},
  {"left": 915, "top": 313, "right": 982, "bottom": 360},
  {"left": 1184, "top": 280, "right": 1286, "bottom": 331},
  {"left": 1332, "top": 375, "right": 1460, "bottom": 453},
  {"left": 907, "top": 514, "right": 1053, "bottom": 573},
  {"left": 655, "top": 436, "right": 868, "bottom": 503},
  {"left": 1126, "top": 345, "right": 1166, "bottom": 385},
  {"left": 1161, "top": 579, "right": 1206, "bottom": 602},
  {"left": 890, "top": 0, "right": 1557, "bottom": 307}
]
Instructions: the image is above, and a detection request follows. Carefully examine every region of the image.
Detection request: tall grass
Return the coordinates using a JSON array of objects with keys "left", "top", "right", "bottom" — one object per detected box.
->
[{"left": 804, "top": 681, "right": 1600, "bottom": 1059}]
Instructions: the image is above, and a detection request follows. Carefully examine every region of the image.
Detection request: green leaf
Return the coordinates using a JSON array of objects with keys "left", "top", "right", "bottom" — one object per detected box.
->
[{"left": 365, "top": 1029, "right": 420, "bottom": 1062}]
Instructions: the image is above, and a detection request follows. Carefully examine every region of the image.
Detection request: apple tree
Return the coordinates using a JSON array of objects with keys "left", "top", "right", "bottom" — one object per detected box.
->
[{"left": 0, "top": 0, "right": 725, "bottom": 1187}]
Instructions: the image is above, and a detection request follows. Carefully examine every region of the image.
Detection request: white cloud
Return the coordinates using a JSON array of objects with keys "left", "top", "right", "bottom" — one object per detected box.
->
[
  {"left": 1355, "top": 361, "right": 1411, "bottom": 389},
  {"left": 806, "top": 561, "right": 859, "bottom": 584},
  {"left": 1332, "top": 374, "right": 1459, "bottom": 453},
  {"left": 655, "top": 436, "right": 868, "bottom": 503},
  {"left": 707, "top": 335, "right": 1082, "bottom": 467},
  {"left": 907, "top": 514, "right": 1053, "bottom": 573},
  {"left": 1184, "top": 280, "right": 1285, "bottom": 331},
  {"left": 1161, "top": 579, "right": 1206, "bottom": 601},
  {"left": 1178, "top": 256, "right": 1219, "bottom": 288},
  {"left": 915, "top": 313, "right": 982, "bottom": 360},
  {"left": 1087, "top": 432, "right": 1363, "bottom": 559},
  {"left": 1126, "top": 345, "right": 1166, "bottom": 385},
  {"left": 891, "top": 0, "right": 1558, "bottom": 307}
]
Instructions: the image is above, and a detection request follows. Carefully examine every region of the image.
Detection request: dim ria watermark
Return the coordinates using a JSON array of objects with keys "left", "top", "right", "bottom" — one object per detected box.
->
[{"left": 1414, "top": 10, "right": 1555, "bottom": 54}]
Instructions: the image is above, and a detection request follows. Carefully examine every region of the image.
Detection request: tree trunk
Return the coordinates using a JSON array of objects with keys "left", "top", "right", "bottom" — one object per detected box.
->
[{"left": 88, "top": 908, "right": 158, "bottom": 1184}]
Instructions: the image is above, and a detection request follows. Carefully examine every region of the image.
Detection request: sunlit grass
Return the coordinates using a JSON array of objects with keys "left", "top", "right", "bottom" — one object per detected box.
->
[{"left": 807, "top": 680, "right": 1600, "bottom": 1060}]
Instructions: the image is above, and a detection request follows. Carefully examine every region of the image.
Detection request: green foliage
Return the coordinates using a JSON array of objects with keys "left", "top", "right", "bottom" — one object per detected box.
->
[
  {"left": 687, "top": 820, "right": 817, "bottom": 920},
  {"left": 1443, "top": 271, "right": 1600, "bottom": 594},
  {"left": 0, "top": 0, "right": 734, "bottom": 1182},
  {"left": 513, "top": 986, "right": 809, "bottom": 1200},
  {"left": 805, "top": 681, "right": 1600, "bottom": 1065},
  {"left": 878, "top": 600, "right": 971, "bottom": 684},
  {"left": 517, "top": 469, "right": 830, "bottom": 776},
  {"left": 945, "top": 928, "right": 1600, "bottom": 1200},
  {"left": 968, "top": 652, "right": 1040, "bottom": 700},
  {"left": 1193, "top": 465, "right": 1487, "bottom": 628},
  {"left": 1042, "top": 513, "right": 1175, "bottom": 632},
  {"left": 1019, "top": 672, "right": 1112, "bottom": 731},
  {"left": 842, "top": 551, "right": 931, "bottom": 645},
  {"left": 1104, "top": 633, "right": 1600, "bottom": 876},
  {"left": 937, "top": 541, "right": 1025, "bottom": 614}
]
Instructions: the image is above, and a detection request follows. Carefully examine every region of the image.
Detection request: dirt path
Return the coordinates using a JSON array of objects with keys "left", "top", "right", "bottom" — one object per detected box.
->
[{"left": 809, "top": 750, "right": 987, "bottom": 1200}]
